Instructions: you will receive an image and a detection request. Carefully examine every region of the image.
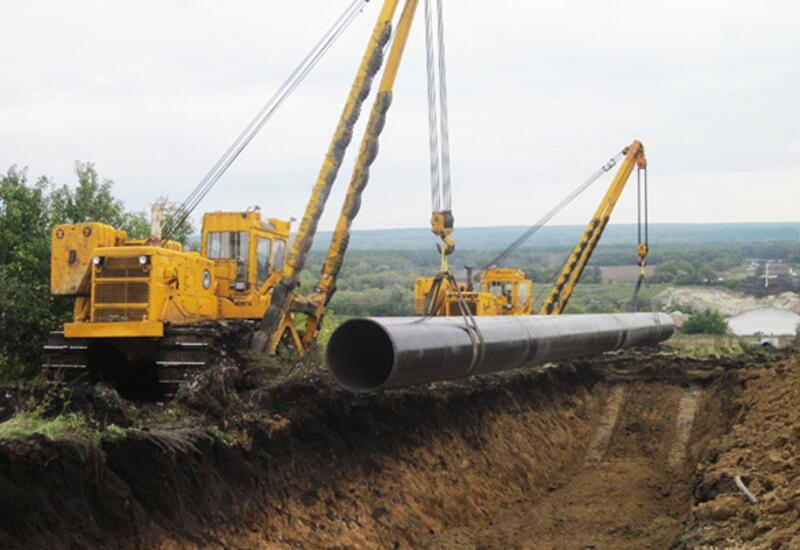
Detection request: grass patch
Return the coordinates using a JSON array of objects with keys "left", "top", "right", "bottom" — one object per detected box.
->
[
  {"left": 103, "top": 423, "right": 128, "bottom": 441},
  {"left": 530, "top": 282, "right": 668, "bottom": 313},
  {"left": 0, "top": 410, "right": 99, "bottom": 454},
  {"left": 664, "top": 333, "right": 747, "bottom": 359}
]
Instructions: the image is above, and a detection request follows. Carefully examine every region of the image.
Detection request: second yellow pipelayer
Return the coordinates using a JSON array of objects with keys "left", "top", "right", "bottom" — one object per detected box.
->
[{"left": 540, "top": 140, "right": 647, "bottom": 314}]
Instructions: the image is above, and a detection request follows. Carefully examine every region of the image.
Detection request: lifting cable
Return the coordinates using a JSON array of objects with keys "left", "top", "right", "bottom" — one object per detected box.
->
[
  {"left": 632, "top": 164, "right": 651, "bottom": 310},
  {"left": 162, "top": 0, "right": 369, "bottom": 240},
  {"left": 481, "top": 150, "right": 626, "bottom": 271},
  {"left": 637, "top": 165, "right": 648, "bottom": 253},
  {"left": 421, "top": 0, "right": 482, "bottom": 360},
  {"left": 424, "top": 0, "right": 452, "bottom": 218}
]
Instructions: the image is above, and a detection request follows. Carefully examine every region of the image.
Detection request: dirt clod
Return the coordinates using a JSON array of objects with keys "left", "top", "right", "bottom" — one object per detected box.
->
[{"left": 706, "top": 495, "right": 742, "bottom": 521}]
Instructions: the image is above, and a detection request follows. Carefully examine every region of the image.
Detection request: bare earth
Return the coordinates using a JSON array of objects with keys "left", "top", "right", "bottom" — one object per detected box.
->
[{"left": 1, "top": 349, "right": 799, "bottom": 549}]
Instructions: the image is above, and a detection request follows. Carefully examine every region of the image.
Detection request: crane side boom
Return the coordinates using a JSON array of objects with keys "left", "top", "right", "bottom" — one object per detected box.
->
[
  {"left": 540, "top": 140, "right": 646, "bottom": 315},
  {"left": 299, "top": 0, "right": 421, "bottom": 347},
  {"left": 251, "top": 0, "right": 402, "bottom": 354}
]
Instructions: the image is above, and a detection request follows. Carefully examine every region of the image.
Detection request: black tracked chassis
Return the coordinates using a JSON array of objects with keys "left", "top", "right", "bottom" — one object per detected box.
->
[{"left": 42, "top": 320, "right": 257, "bottom": 398}]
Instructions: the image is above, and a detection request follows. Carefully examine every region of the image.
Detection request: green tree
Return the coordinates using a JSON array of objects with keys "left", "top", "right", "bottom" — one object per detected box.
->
[
  {"left": 682, "top": 309, "right": 728, "bottom": 335},
  {"left": 651, "top": 260, "right": 698, "bottom": 284},
  {"left": 0, "top": 167, "right": 56, "bottom": 376},
  {"left": 582, "top": 265, "right": 602, "bottom": 284},
  {"left": 0, "top": 162, "right": 193, "bottom": 380},
  {"left": 120, "top": 197, "right": 195, "bottom": 245},
  {"left": 49, "top": 163, "right": 194, "bottom": 244},
  {"left": 697, "top": 265, "right": 717, "bottom": 284},
  {"left": 49, "top": 162, "right": 126, "bottom": 227}
]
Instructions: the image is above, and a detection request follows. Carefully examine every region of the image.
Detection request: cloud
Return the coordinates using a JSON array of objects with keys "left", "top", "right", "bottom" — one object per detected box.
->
[{"left": 1, "top": 0, "right": 798, "bottom": 231}]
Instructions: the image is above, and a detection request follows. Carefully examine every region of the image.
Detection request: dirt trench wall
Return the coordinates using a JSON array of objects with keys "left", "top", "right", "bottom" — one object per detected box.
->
[{"left": 0, "top": 364, "right": 608, "bottom": 550}]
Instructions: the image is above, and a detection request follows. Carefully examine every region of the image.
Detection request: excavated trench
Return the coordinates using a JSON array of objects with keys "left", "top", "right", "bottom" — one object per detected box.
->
[{"left": 0, "top": 352, "right": 751, "bottom": 549}]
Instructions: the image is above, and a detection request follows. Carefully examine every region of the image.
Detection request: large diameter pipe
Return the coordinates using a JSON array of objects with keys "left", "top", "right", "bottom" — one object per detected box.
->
[{"left": 326, "top": 312, "right": 673, "bottom": 392}]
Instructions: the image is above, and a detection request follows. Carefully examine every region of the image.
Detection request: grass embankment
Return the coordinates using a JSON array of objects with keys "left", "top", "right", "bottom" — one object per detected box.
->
[
  {"left": 530, "top": 282, "right": 669, "bottom": 313},
  {"left": 0, "top": 384, "right": 138, "bottom": 455},
  {"left": 0, "top": 410, "right": 100, "bottom": 449},
  {"left": 662, "top": 332, "right": 796, "bottom": 359}
]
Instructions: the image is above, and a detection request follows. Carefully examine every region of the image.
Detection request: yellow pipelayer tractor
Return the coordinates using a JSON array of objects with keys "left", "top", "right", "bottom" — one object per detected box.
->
[
  {"left": 47, "top": 212, "right": 293, "bottom": 395},
  {"left": 414, "top": 140, "right": 649, "bottom": 317},
  {"left": 43, "top": 0, "right": 444, "bottom": 396}
]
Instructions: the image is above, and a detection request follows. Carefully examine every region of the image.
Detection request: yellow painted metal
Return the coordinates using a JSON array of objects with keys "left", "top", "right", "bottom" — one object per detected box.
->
[
  {"left": 253, "top": 0, "right": 403, "bottom": 354},
  {"left": 87, "top": 245, "right": 216, "bottom": 328},
  {"left": 415, "top": 267, "right": 533, "bottom": 316},
  {"left": 299, "top": 0, "right": 421, "bottom": 349},
  {"left": 430, "top": 210, "right": 455, "bottom": 265},
  {"left": 52, "top": 210, "right": 292, "bottom": 340},
  {"left": 200, "top": 210, "right": 290, "bottom": 315},
  {"left": 65, "top": 320, "right": 164, "bottom": 338},
  {"left": 415, "top": 141, "right": 646, "bottom": 319},
  {"left": 51, "top": 222, "right": 126, "bottom": 295},
  {"left": 540, "top": 140, "right": 646, "bottom": 315}
]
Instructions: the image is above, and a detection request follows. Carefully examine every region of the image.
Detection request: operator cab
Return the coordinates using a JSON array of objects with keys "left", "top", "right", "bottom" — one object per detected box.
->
[
  {"left": 201, "top": 211, "right": 291, "bottom": 295},
  {"left": 480, "top": 267, "right": 532, "bottom": 314}
]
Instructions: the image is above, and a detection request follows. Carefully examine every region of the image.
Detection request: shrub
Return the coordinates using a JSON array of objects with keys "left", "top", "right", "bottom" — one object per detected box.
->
[{"left": 682, "top": 309, "right": 728, "bottom": 335}]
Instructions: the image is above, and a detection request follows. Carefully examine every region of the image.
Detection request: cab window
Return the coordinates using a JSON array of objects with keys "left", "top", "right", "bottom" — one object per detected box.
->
[
  {"left": 487, "top": 281, "right": 511, "bottom": 296},
  {"left": 273, "top": 239, "right": 286, "bottom": 272},
  {"left": 206, "top": 231, "right": 248, "bottom": 261},
  {"left": 256, "top": 237, "right": 272, "bottom": 287},
  {"left": 517, "top": 282, "right": 530, "bottom": 305}
]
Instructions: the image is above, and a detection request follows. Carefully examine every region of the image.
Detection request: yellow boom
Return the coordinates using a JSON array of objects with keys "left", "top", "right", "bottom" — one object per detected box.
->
[
  {"left": 252, "top": 0, "right": 421, "bottom": 354},
  {"left": 540, "top": 140, "right": 647, "bottom": 314}
]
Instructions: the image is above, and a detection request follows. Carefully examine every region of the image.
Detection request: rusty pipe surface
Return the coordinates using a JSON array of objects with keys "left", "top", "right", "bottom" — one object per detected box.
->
[{"left": 326, "top": 312, "right": 674, "bottom": 392}]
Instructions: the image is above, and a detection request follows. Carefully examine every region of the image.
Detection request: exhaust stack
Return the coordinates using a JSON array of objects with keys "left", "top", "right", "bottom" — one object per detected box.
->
[{"left": 326, "top": 313, "right": 673, "bottom": 392}]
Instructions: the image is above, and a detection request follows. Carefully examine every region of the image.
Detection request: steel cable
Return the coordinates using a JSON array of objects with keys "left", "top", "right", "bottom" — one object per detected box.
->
[
  {"left": 435, "top": 0, "right": 452, "bottom": 211},
  {"left": 424, "top": 0, "right": 452, "bottom": 215},
  {"left": 424, "top": 0, "right": 441, "bottom": 213},
  {"left": 482, "top": 151, "right": 626, "bottom": 271},
  {"left": 163, "top": 0, "right": 368, "bottom": 240}
]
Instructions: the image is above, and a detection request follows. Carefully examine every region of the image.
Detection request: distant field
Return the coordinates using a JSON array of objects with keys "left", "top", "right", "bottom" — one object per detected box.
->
[
  {"left": 599, "top": 265, "right": 642, "bottom": 284},
  {"left": 303, "top": 222, "right": 800, "bottom": 251},
  {"left": 528, "top": 282, "right": 668, "bottom": 313}
]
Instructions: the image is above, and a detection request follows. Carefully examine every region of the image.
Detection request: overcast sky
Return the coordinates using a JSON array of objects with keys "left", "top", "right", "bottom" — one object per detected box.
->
[{"left": 1, "top": 0, "right": 798, "bottom": 235}]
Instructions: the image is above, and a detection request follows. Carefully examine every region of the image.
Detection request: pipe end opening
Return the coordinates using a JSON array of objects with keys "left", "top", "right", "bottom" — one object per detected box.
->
[{"left": 326, "top": 319, "right": 394, "bottom": 392}]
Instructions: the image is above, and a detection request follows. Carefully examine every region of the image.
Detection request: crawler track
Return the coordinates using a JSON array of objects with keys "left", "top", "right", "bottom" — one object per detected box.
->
[
  {"left": 42, "top": 332, "right": 91, "bottom": 383},
  {"left": 42, "top": 320, "right": 256, "bottom": 397}
]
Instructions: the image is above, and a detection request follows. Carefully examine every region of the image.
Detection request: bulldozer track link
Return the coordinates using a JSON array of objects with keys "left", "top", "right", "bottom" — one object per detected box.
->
[
  {"left": 42, "top": 331, "right": 92, "bottom": 384},
  {"left": 42, "top": 320, "right": 256, "bottom": 398}
]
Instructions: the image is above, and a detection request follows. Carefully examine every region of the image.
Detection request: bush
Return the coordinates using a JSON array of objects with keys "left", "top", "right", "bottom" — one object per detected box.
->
[{"left": 682, "top": 309, "right": 728, "bottom": 335}]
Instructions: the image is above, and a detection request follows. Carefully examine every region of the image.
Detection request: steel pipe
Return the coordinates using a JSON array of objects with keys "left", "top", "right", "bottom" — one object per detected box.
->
[{"left": 326, "top": 312, "right": 673, "bottom": 392}]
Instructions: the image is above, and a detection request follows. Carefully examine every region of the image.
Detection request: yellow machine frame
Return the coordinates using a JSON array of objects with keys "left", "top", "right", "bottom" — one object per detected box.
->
[
  {"left": 52, "top": 211, "right": 293, "bottom": 341},
  {"left": 540, "top": 140, "right": 646, "bottom": 314},
  {"left": 415, "top": 140, "right": 647, "bottom": 317},
  {"left": 414, "top": 268, "right": 532, "bottom": 316}
]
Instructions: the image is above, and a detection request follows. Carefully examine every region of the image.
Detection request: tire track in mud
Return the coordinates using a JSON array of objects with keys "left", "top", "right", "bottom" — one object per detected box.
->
[
  {"left": 425, "top": 377, "right": 731, "bottom": 550},
  {"left": 667, "top": 387, "right": 702, "bottom": 473},
  {"left": 583, "top": 385, "right": 627, "bottom": 467}
]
